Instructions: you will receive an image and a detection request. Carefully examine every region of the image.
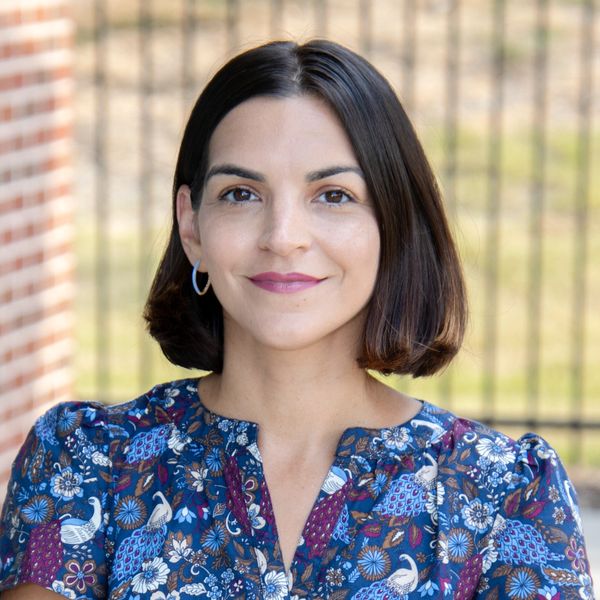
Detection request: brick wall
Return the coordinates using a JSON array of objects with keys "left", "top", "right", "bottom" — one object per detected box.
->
[{"left": 0, "top": 0, "right": 74, "bottom": 501}]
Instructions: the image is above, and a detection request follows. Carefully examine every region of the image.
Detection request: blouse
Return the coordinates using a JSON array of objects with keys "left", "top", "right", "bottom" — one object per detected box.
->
[{"left": 0, "top": 377, "right": 594, "bottom": 599}]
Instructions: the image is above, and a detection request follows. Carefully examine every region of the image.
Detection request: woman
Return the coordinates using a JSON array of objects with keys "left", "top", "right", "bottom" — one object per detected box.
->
[{"left": 0, "top": 40, "right": 593, "bottom": 600}]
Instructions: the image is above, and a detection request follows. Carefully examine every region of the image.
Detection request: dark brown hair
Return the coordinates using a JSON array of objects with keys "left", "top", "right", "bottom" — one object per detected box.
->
[{"left": 144, "top": 39, "right": 467, "bottom": 377}]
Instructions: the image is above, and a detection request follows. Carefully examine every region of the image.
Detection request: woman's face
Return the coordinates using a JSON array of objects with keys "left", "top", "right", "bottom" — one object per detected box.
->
[{"left": 178, "top": 95, "right": 381, "bottom": 353}]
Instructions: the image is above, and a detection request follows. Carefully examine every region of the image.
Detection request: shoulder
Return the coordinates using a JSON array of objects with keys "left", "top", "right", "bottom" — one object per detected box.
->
[
  {"left": 13, "top": 378, "right": 199, "bottom": 474},
  {"left": 422, "top": 405, "right": 571, "bottom": 499}
]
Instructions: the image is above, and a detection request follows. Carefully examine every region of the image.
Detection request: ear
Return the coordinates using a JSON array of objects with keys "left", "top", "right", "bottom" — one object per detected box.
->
[{"left": 176, "top": 185, "right": 203, "bottom": 267}]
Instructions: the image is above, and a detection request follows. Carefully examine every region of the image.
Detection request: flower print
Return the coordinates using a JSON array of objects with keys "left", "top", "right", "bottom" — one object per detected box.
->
[
  {"left": 552, "top": 506, "right": 566, "bottom": 525},
  {"left": 505, "top": 567, "right": 539, "bottom": 599},
  {"left": 418, "top": 581, "right": 439, "bottom": 597},
  {"left": 437, "top": 538, "right": 449, "bottom": 564},
  {"left": 442, "top": 581, "right": 453, "bottom": 596},
  {"left": 63, "top": 559, "right": 97, "bottom": 594},
  {"left": 163, "top": 385, "right": 181, "bottom": 406},
  {"left": 168, "top": 427, "right": 191, "bottom": 455},
  {"left": 476, "top": 577, "right": 489, "bottom": 594},
  {"left": 357, "top": 546, "right": 391, "bottom": 581},
  {"left": 536, "top": 585, "right": 559, "bottom": 600},
  {"left": 51, "top": 467, "right": 83, "bottom": 501},
  {"left": 247, "top": 503, "right": 266, "bottom": 530},
  {"left": 548, "top": 485, "right": 560, "bottom": 503},
  {"left": 369, "top": 473, "right": 388, "bottom": 496},
  {"left": 218, "top": 419, "right": 232, "bottom": 432},
  {"left": 534, "top": 443, "right": 558, "bottom": 466},
  {"left": 21, "top": 495, "right": 54, "bottom": 525},
  {"left": 201, "top": 522, "right": 229, "bottom": 555},
  {"left": 185, "top": 464, "right": 208, "bottom": 492},
  {"left": 236, "top": 432, "right": 249, "bottom": 445},
  {"left": 166, "top": 532, "right": 192, "bottom": 563},
  {"left": 234, "top": 557, "right": 251, "bottom": 574},
  {"left": 446, "top": 528, "right": 473, "bottom": 563},
  {"left": 262, "top": 570, "right": 288, "bottom": 600},
  {"left": 205, "top": 448, "right": 223, "bottom": 473},
  {"left": 131, "top": 557, "right": 170, "bottom": 594},
  {"left": 476, "top": 436, "right": 516, "bottom": 466},
  {"left": 326, "top": 567, "right": 344, "bottom": 587},
  {"left": 381, "top": 427, "right": 412, "bottom": 452},
  {"left": 578, "top": 573, "right": 594, "bottom": 600},
  {"left": 57, "top": 409, "right": 81, "bottom": 436},
  {"left": 114, "top": 496, "right": 147, "bottom": 530},
  {"left": 435, "top": 480, "right": 445, "bottom": 506},
  {"left": 51, "top": 580, "right": 76, "bottom": 599},
  {"left": 207, "top": 588, "right": 223, "bottom": 600},
  {"left": 150, "top": 592, "right": 180, "bottom": 600},
  {"left": 221, "top": 569, "right": 235, "bottom": 584},
  {"left": 486, "top": 469, "right": 503, "bottom": 489},
  {"left": 231, "top": 579, "right": 244, "bottom": 593},
  {"left": 461, "top": 499, "right": 494, "bottom": 532},
  {"left": 189, "top": 549, "right": 208, "bottom": 569},
  {"left": 565, "top": 536, "right": 588, "bottom": 572},
  {"left": 174, "top": 506, "right": 197, "bottom": 524}
]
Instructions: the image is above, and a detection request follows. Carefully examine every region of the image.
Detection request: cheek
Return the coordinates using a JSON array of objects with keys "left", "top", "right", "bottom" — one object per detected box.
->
[
  {"left": 198, "top": 218, "right": 250, "bottom": 268},
  {"left": 340, "top": 220, "right": 381, "bottom": 273}
]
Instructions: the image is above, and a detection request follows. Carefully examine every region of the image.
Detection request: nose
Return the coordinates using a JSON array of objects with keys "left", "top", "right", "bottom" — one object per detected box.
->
[{"left": 258, "top": 196, "right": 312, "bottom": 256}]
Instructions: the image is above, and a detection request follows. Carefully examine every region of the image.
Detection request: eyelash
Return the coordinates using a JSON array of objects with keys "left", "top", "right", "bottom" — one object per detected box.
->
[
  {"left": 218, "top": 187, "right": 259, "bottom": 204},
  {"left": 217, "top": 186, "right": 357, "bottom": 206}
]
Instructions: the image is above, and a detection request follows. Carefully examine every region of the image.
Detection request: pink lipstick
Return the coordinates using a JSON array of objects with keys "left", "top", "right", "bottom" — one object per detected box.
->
[{"left": 248, "top": 272, "right": 323, "bottom": 294}]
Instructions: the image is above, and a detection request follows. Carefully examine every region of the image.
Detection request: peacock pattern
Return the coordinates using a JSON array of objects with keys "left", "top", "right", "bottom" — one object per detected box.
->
[
  {"left": 372, "top": 453, "right": 438, "bottom": 519},
  {"left": 0, "top": 378, "right": 593, "bottom": 600}
]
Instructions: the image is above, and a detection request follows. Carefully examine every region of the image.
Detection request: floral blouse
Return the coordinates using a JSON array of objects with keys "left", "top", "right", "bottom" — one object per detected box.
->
[{"left": 0, "top": 378, "right": 594, "bottom": 599}]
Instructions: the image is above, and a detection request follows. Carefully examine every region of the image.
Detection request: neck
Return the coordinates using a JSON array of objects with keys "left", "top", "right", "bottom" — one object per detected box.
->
[{"left": 198, "top": 325, "right": 418, "bottom": 458}]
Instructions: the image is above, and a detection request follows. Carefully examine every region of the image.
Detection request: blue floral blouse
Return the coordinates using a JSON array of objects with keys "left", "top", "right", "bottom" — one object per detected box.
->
[{"left": 0, "top": 378, "right": 594, "bottom": 599}]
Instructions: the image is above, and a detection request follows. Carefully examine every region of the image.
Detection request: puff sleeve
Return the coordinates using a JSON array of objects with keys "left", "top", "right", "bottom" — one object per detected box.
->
[
  {"left": 482, "top": 434, "right": 594, "bottom": 599},
  {"left": 0, "top": 401, "right": 113, "bottom": 598}
]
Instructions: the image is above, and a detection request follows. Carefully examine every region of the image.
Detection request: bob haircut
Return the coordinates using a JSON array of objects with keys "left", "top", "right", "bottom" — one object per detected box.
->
[{"left": 144, "top": 39, "right": 467, "bottom": 377}]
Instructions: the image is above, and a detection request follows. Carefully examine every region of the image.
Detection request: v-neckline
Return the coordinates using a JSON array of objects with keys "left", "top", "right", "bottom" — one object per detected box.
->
[{"left": 189, "top": 376, "right": 430, "bottom": 586}]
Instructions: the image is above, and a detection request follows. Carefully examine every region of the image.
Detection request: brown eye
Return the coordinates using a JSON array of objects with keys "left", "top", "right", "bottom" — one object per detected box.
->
[
  {"left": 219, "top": 187, "right": 259, "bottom": 204},
  {"left": 318, "top": 189, "right": 354, "bottom": 205}
]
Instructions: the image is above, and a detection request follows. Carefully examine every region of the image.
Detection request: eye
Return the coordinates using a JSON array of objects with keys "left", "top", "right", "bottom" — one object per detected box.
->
[
  {"left": 218, "top": 187, "right": 260, "bottom": 204},
  {"left": 316, "top": 189, "right": 355, "bottom": 205}
]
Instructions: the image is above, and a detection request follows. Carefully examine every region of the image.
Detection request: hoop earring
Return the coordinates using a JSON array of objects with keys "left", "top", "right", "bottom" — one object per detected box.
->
[{"left": 192, "top": 260, "right": 211, "bottom": 296}]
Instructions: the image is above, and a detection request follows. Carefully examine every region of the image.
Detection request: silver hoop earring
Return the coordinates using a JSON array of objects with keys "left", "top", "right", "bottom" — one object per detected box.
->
[{"left": 192, "top": 260, "right": 211, "bottom": 296}]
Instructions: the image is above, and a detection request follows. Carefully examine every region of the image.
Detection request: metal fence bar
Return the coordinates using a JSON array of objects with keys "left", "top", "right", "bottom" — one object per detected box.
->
[
  {"left": 270, "top": 0, "right": 283, "bottom": 38},
  {"left": 139, "top": 0, "right": 154, "bottom": 392},
  {"left": 359, "top": 0, "right": 372, "bottom": 58},
  {"left": 226, "top": 0, "right": 240, "bottom": 52},
  {"left": 314, "top": 0, "right": 327, "bottom": 37},
  {"left": 482, "top": 0, "right": 506, "bottom": 421},
  {"left": 400, "top": 0, "right": 416, "bottom": 114},
  {"left": 94, "top": 0, "right": 109, "bottom": 404},
  {"left": 570, "top": 0, "right": 595, "bottom": 461},
  {"left": 526, "top": 0, "right": 550, "bottom": 429},
  {"left": 439, "top": 0, "right": 461, "bottom": 409},
  {"left": 182, "top": 0, "right": 197, "bottom": 113}
]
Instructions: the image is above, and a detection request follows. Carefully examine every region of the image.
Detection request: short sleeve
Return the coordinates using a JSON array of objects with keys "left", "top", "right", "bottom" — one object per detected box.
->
[
  {"left": 482, "top": 434, "right": 594, "bottom": 599},
  {"left": 0, "top": 402, "right": 113, "bottom": 598}
]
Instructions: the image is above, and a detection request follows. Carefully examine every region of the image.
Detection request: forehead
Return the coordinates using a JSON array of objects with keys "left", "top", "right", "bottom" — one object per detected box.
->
[{"left": 207, "top": 95, "right": 359, "bottom": 169}]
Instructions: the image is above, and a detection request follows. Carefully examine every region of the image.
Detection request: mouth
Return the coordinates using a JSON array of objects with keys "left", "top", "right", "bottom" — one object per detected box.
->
[{"left": 248, "top": 272, "right": 324, "bottom": 294}]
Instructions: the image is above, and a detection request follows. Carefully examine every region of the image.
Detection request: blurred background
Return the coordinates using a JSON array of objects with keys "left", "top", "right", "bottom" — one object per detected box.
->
[{"left": 1, "top": 0, "right": 599, "bottom": 580}]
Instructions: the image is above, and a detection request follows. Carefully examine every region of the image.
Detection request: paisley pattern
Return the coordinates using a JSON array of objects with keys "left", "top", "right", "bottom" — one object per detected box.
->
[{"left": 0, "top": 378, "right": 594, "bottom": 599}]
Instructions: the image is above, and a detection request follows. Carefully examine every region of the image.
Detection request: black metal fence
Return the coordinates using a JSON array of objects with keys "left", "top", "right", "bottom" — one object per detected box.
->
[{"left": 74, "top": 0, "right": 599, "bottom": 464}]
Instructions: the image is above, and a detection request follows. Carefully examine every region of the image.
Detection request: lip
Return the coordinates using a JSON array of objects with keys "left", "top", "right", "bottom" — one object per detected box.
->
[{"left": 248, "top": 272, "right": 324, "bottom": 294}]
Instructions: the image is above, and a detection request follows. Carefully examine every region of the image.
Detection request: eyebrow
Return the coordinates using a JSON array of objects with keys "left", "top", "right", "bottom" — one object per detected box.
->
[{"left": 205, "top": 163, "right": 365, "bottom": 184}]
